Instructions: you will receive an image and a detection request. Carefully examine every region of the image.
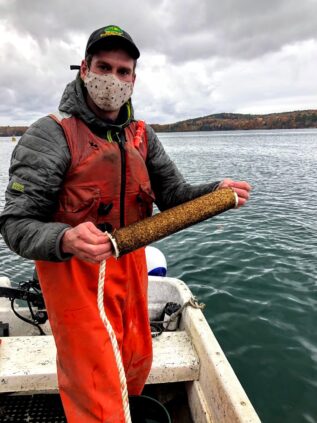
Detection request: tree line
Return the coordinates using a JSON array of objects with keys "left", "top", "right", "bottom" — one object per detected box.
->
[
  {"left": 151, "top": 110, "right": 317, "bottom": 132},
  {"left": 0, "top": 126, "right": 28, "bottom": 137},
  {"left": 1, "top": 110, "right": 317, "bottom": 136}
]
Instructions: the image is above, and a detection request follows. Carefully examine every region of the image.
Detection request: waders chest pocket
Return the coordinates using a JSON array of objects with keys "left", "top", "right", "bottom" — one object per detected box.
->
[{"left": 54, "top": 186, "right": 100, "bottom": 226}]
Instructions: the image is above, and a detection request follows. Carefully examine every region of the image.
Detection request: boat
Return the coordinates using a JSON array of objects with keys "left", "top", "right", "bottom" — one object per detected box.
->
[{"left": 0, "top": 274, "right": 261, "bottom": 422}]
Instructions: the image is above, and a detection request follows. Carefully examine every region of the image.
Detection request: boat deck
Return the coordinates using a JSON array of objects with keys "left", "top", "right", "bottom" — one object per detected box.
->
[
  {"left": 0, "top": 276, "right": 261, "bottom": 423},
  {"left": 0, "top": 384, "right": 194, "bottom": 423},
  {"left": 0, "top": 329, "right": 197, "bottom": 422},
  {"left": 0, "top": 331, "right": 199, "bottom": 393}
]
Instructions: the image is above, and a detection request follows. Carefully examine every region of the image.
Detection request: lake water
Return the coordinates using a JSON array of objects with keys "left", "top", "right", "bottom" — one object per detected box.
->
[{"left": 0, "top": 130, "right": 316, "bottom": 423}]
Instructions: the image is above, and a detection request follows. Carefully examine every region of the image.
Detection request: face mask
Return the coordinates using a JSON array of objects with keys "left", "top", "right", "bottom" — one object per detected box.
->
[{"left": 84, "top": 71, "right": 134, "bottom": 111}]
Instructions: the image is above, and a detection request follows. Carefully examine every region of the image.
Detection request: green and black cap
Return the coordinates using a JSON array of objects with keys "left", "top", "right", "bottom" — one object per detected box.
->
[{"left": 85, "top": 25, "right": 140, "bottom": 59}]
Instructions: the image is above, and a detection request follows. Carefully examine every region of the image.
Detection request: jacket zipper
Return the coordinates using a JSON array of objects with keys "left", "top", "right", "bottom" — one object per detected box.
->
[{"left": 116, "top": 132, "right": 126, "bottom": 227}]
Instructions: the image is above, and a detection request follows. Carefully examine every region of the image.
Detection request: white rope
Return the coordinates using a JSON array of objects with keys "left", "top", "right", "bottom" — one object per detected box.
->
[{"left": 98, "top": 259, "right": 132, "bottom": 423}]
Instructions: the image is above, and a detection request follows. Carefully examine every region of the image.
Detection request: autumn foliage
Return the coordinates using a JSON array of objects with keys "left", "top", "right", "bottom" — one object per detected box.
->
[{"left": 151, "top": 110, "right": 317, "bottom": 132}]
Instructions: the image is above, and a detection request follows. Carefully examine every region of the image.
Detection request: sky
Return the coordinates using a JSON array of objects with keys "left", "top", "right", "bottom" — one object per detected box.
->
[{"left": 0, "top": 0, "right": 317, "bottom": 126}]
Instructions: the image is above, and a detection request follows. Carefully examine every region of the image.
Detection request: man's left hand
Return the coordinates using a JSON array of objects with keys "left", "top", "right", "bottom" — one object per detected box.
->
[{"left": 218, "top": 178, "right": 252, "bottom": 207}]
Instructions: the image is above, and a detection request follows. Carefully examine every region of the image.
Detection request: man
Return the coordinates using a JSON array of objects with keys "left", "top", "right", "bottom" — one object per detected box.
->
[{"left": 0, "top": 25, "right": 251, "bottom": 422}]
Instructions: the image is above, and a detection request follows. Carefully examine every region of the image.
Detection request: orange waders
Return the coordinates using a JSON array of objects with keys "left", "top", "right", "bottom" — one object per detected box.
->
[
  {"left": 36, "top": 115, "right": 154, "bottom": 422},
  {"left": 36, "top": 248, "right": 152, "bottom": 423}
]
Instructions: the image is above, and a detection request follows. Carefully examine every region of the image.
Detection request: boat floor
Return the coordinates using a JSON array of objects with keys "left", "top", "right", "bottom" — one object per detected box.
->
[
  {"left": 0, "top": 383, "right": 193, "bottom": 423},
  {"left": 0, "top": 393, "right": 65, "bottom": 422}
]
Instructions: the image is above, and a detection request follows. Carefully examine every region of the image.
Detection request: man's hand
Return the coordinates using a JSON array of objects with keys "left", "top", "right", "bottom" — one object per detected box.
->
[
  {"left": 61, "top": 222, "right": 113, "bottom": 263},
  {"left": 218, "top": 178, "right": 252, "bottom": 207}
]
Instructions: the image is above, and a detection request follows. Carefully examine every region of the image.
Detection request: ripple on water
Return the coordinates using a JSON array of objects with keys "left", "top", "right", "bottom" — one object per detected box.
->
[{"left": 1, "top": 132, "right": 317, "bottom": 423}]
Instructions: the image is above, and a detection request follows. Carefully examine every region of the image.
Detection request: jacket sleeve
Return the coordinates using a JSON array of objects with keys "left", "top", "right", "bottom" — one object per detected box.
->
[
  {"left": 145, "top": 125, "right": 220, "bottom": 211},
  {"left": 0, "top": 116, "right": 72, "bottom": 261}
]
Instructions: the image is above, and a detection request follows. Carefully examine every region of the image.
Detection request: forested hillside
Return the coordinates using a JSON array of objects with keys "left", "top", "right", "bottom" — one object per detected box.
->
[
  {"left": 151, "top": 110, "right": 317, "bottom": 132},
  {"left": 2, "top": 110, "right": 317, "bottom": 136}
]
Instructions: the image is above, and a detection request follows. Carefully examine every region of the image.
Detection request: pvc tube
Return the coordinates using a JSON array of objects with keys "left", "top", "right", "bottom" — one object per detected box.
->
[{"left": 108, "top": 188, "right": 238, "bottom": 258}]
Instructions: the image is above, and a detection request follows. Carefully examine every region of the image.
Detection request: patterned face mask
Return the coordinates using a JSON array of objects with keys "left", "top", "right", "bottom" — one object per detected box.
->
[{"left": 84, "top": 71, "right": 134, "bottom": 111}]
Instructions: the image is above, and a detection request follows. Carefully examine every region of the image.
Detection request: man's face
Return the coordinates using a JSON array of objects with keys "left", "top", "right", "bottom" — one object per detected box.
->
[{"left": 81, "top": 49, "right": 136, "bottom": 84}]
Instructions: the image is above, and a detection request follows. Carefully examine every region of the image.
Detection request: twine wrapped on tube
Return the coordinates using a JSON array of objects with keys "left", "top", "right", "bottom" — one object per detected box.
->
[{"left": 108, "top": 187, "right": 238, "bottom": 258}]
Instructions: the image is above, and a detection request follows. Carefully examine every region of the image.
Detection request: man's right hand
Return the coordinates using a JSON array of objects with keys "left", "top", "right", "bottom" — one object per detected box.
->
[{"left": 61, "top": 222, "right": 113, "bottom": 263}]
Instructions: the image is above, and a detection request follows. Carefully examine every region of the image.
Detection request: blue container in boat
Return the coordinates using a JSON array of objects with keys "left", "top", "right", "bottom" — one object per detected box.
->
[{"left": 129, "top": 395, "right": 171, "bottom": 423}]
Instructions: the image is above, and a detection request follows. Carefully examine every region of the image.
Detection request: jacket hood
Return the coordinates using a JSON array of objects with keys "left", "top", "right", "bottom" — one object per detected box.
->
[{"left": 58, "top": 72, "right": 135, "bottom": 133}]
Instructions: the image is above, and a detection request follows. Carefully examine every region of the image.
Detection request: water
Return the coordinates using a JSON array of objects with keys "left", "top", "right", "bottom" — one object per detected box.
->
[{"left": 0, "top": 130, "right": 316, "bottom": 422}]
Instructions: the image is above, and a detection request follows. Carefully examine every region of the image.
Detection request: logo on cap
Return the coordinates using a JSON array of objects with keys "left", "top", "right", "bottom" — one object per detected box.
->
[{"left": 100, "top": 25, "right": 124, "bottom": 38}]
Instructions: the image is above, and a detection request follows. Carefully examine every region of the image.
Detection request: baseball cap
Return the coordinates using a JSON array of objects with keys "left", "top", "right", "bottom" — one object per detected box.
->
[{"left": 85, "top": 25, "right": 140, "bottom": 59}]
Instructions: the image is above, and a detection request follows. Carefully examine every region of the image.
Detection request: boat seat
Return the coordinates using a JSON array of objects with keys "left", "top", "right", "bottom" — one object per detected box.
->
[{"left": 0, "top": 331, "right": 200, "bottom": 393}]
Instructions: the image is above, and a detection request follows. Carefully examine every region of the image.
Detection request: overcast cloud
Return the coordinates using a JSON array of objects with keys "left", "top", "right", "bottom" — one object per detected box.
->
[{"left": 0, "top": 0, "right": 317, "bottom": 125}]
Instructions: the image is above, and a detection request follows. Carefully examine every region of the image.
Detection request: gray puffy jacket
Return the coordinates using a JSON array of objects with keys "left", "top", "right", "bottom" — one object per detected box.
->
[{"left": 0, "top": 74, "right": 219, "bottom": 261}]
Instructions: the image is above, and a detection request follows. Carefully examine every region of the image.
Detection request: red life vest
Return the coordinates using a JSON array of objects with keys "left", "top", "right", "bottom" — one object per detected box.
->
[{"left": 50, "top": 113, "right": 155, "bottom": 231}]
